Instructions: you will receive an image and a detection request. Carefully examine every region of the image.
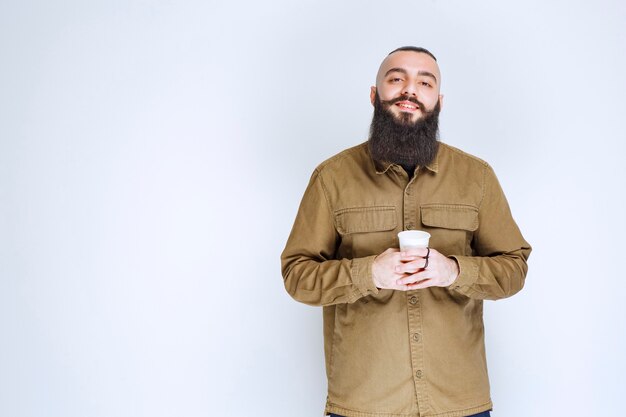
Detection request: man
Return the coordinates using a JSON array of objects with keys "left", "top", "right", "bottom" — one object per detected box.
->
[{"left": 281, "top": 46, "right": 531, "bottom": 417}]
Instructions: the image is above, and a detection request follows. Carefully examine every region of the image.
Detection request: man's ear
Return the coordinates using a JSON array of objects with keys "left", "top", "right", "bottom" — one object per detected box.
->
[
  {"left": 438, "top": 94, "right": 444, "bottom": 110},
  {"left": 370, "top": 86, "right": 377, "bottom": 106}
]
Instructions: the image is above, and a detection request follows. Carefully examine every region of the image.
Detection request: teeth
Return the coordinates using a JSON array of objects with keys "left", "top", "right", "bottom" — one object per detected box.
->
[{"left": 398, "top": 103, "right": 416, "bottom": 109}]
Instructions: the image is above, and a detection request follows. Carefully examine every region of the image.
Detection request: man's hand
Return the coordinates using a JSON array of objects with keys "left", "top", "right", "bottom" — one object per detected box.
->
[{"left": 372, "top": 247, "right": 459, "bottom": 290}]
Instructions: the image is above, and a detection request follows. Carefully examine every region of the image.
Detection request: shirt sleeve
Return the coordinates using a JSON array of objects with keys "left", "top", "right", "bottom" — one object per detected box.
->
[
  {"left": 448, "top": 164, "right": 532, "bottom": 300},
  {"left": 281, "top": 169, "right": 380, "bottom": 306}
]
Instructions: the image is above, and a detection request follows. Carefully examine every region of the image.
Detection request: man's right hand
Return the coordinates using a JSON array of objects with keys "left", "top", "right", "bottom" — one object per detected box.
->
[{"left": 372, "top": 248, "right": 412, "bottom": 290}]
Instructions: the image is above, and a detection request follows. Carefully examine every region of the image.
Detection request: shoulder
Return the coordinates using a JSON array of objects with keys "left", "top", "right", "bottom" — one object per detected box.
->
[
  {"left": 438, "top": 142, "right": 491, "bottom": 170},
  {"left": 314, "top": 142, "right": 371, "bottom": 175},
  {"left": 438, "top": 142, "right": 501, "bottom": 183}
]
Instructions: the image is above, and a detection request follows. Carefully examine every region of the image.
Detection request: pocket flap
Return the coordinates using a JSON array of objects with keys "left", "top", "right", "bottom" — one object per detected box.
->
[
  {"left": 335, "top": 206, "right": 397, "bottom": 234},
  {"left": 421, "top": 204, "right": 479, "bottom": 231}
]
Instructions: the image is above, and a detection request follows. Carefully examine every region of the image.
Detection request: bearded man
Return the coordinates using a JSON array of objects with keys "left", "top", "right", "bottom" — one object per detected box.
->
[{"left": 281, "top": 46, "right": 531, "bottom": 417}]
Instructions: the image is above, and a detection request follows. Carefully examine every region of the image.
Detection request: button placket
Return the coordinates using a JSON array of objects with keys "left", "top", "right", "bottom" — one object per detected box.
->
[
  {"left": 403, "top": 180, "right": 418, "bottom": 231},
  {"left": 403, "top": 170, "right": 429, "bottom": 412},
  {"left": 406, "top": 290, "right": 428, "bottom": 412}
]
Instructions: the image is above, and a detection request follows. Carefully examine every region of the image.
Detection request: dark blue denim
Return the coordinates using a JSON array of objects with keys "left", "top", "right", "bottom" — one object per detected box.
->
[{"left": 330, "top": 412, "right": 490, "bottom": 417}]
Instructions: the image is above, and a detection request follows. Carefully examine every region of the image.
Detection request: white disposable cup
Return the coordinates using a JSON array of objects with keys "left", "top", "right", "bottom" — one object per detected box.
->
[{"left": 398, "top": 230, "right": 431, "bottom": 251}]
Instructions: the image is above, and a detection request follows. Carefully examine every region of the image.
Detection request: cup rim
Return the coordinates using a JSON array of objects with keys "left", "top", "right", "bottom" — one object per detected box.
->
[{"left": 398, "top": 230, "right": 431, "bottom": 238}]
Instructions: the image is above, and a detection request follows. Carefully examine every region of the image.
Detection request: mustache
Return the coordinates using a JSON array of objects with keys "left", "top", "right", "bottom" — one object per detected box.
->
[{"left": 379, "top": 95, "right": 426, "bottom": 112}]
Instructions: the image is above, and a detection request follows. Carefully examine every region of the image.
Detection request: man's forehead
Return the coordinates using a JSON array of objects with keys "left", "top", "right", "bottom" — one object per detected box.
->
[{"left": 376, "top": 51, "right": 441, "bottom": 84}]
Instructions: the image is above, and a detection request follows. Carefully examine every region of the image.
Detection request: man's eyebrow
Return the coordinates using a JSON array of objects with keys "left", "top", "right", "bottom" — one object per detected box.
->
[
  {"left": 384, "top": 67, "right": 408, "bottom": 77},
  {"left": 418, "top": 71, "right": 438, "bottom": 83},
  {"left": 384, "top": 68, "right": 438, "bottom": 83}
]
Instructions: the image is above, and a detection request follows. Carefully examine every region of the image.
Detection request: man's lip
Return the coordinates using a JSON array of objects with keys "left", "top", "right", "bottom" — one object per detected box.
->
[{"left": 395, "top": 101, "right": 420, "bottom": 111}]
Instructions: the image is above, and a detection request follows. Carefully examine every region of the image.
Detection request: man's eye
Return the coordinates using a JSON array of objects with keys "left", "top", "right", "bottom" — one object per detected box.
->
[
  {"left": 390, "top": 78, "right": 402, "bottom": 82},
  {"left": 421, "top": 81, "right": 432, "bottom": 87}
]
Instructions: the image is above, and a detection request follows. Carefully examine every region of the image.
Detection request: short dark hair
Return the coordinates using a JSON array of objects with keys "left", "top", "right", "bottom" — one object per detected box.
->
[{"left": 388, "top": 46, "right": 437, "bottom": 61}]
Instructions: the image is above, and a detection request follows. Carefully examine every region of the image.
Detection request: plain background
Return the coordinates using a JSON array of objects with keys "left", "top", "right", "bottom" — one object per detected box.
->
[{"left": 1, "top": 0, "right": 625, "bottom": 416}]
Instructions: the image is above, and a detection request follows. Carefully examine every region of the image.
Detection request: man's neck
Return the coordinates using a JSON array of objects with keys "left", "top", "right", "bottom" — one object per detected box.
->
[{"left": 399, "top": 163, "right": 416, "bottom": 179}]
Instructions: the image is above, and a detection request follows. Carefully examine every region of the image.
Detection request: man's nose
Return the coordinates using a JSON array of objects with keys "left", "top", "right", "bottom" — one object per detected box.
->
[{"left": 402, "top": 81, "right": 418, "bottom": 97}]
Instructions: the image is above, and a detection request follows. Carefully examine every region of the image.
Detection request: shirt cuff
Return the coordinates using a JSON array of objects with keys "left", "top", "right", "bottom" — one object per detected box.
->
[
  {"left": 351, "top": 255, "right": 379, "bottom": 301},
  {"left": 448, "top": 255, "right": 479, "bottom": 292}
]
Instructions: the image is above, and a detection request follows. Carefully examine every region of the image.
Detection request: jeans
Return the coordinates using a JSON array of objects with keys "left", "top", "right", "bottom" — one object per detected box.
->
[{"left": 329, "top": 412, "right": 491, "bottom": 417}]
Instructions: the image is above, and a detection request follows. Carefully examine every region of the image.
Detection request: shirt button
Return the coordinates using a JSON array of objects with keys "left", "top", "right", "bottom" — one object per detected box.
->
[
  {"left": 415, "top": 370, "right": 423, "bottom": 379},
  {"left": 413, "top": 333, "right": 421, "bottom": 342},
  {"left": 406, "top": 224, "right": 413, "bottom": 230},
  {"left": 409, "top": 296, "right": 418, "bottom": 305}
]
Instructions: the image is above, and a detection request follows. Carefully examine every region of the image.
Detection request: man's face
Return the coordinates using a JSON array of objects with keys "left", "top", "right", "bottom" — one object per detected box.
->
[{"left": 370, "top": 51, "right": 443, "bottom": 124}]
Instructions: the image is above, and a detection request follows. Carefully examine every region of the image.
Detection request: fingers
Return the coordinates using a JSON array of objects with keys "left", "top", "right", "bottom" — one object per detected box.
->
[
  {"left": 396, "top": 269, "right": 430, "bottom": 286},
  {"left": 395, "top": 249, "right": 431, "bottom": 274},
  {"left": 395, "top": 251, "right": 436, "bottom": 286},
  {"left": 406, "top": 279, "right": 433, "bottom": 290},
  {"left": 400, "top": 247, "right": 434, "bottom": 262},
  {"left": 395, "top": 260, "right": 425, "bottom": 274}
]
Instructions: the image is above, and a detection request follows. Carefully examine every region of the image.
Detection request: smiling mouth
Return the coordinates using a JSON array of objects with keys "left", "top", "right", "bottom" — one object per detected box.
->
[{"left": 396, "top": 102, "right": 419, "bottom": 112}]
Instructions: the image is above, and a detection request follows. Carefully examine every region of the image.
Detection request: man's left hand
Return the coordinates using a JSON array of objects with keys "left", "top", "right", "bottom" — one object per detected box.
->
[{"left": 394, "top": 247, "right": 459, "bottom": 290}]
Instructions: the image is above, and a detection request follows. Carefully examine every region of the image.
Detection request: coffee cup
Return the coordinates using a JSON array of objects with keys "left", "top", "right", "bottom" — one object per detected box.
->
[{"left": 398, "top": 230, "right": 431, "bottom": 251}]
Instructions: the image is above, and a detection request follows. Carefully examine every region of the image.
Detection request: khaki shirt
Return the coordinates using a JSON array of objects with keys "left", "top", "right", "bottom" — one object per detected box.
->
[{"left": 281, "top": 142, "right": 531, "bottom": 417}]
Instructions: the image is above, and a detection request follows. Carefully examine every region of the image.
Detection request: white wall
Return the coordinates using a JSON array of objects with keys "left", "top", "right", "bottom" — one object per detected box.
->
[{"left": 1, "top": 1, "right": 625, "bottom": 416}]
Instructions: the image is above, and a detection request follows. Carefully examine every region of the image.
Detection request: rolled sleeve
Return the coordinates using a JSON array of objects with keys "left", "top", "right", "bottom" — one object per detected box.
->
[
  {"left": 351, "top": 255, "right": 380, "bottom": 300},
  {"left": 448, "top": 255, "right": 479, "bottom": 291}
]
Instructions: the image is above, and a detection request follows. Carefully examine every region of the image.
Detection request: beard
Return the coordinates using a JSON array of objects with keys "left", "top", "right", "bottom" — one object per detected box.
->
[{"left": 368, "top": 93, "right": 441, "bottom": 171}]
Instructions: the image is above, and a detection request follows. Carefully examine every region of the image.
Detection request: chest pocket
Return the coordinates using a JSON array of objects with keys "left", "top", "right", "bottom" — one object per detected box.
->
[
  {"left": 335, "top": 206, "right": 397, "bottom": 235},
  {"left": 334, "top": 206, "right": 397, "bottom": 258},
  {"left": 421, "top": 204, "right": 479, "bottom": 230},
  {"left": 420, "top": 204, "right": 478, "bottom": 255}
]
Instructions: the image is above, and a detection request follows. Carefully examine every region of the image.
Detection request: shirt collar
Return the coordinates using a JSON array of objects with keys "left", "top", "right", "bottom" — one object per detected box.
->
[{"left": 372, "top": 148, "right": 440, "bottom": 175}]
